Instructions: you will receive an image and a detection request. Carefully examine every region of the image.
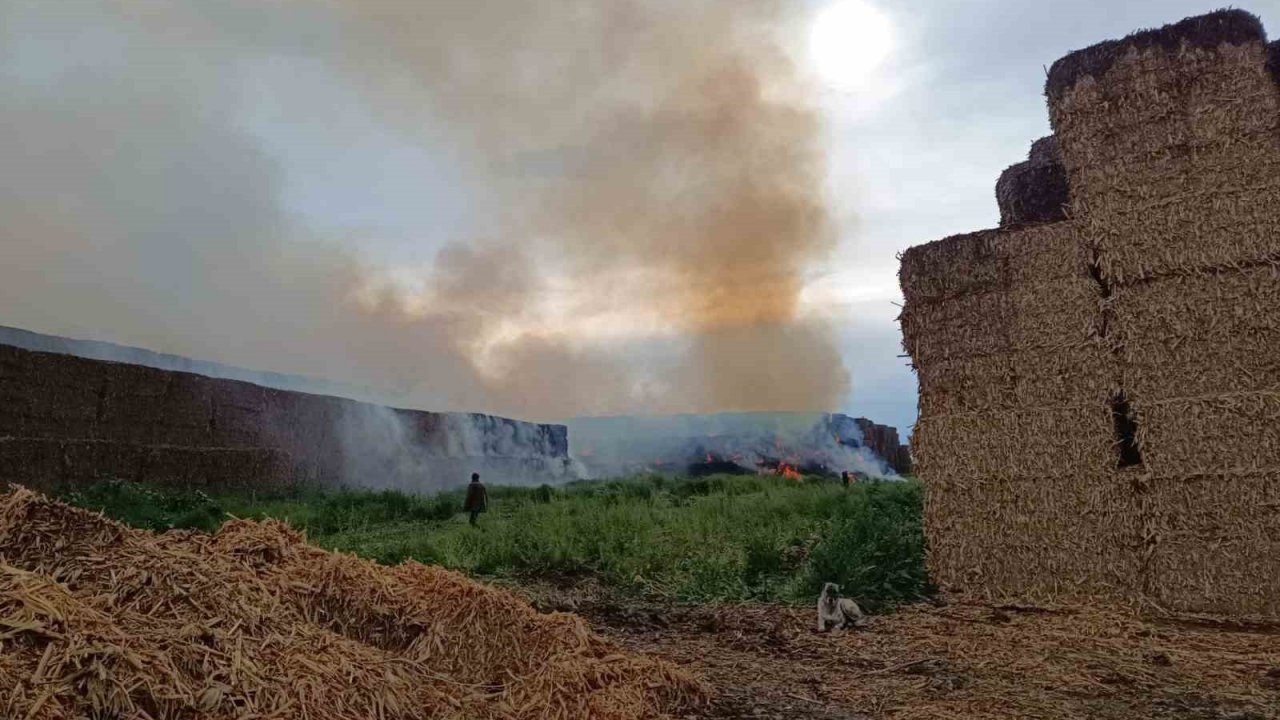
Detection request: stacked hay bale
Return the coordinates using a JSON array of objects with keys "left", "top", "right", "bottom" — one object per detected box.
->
[
  {"left": 1047, "top": 9, "right": 1280, "bottom": 618},
  {"left": 900, "top": 210, "right": 1133, "bottom": 605},
  {"left": 903, "top": 8, "right": 1280, "bottom": 619}
]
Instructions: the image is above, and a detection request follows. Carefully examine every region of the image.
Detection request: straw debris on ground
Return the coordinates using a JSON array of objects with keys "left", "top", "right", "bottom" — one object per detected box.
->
[{"left": 0, "top": 486, "right": 708, "bottom": 719}]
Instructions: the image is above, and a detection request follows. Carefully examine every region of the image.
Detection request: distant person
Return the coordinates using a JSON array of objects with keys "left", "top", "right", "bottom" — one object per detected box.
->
[
  {"left": 841, "top": 471, "right": 851, "bottom": 488},
  {"left": 463, "top": 472, "right": 488, "bottom": 527}
]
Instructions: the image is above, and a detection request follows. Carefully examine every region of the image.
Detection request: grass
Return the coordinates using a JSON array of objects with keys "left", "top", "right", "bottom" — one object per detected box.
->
[{"left": 63, "top": 474, "right": 933, "bottom": 610}]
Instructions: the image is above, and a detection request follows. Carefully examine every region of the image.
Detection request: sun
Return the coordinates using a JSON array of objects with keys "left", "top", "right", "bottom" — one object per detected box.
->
[{"left": 809, "top": 0, "right": 893, "bottom": 90}]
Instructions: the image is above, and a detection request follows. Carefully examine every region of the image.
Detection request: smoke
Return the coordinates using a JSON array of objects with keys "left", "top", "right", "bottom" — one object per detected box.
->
[
  {"left": 567, "top": 412, "right": 898, "bottom": 479},
  {"left": 336, "top": 404, "right": 573, "bottom": 492},
  {"left": 0, "top": 0, "right": 850, "bottom": 422}
]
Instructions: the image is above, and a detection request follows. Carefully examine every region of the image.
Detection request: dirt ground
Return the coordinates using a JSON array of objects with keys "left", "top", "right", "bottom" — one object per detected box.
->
[{"left": 519, "top": 584, "right": 1280, "bottom": 719}]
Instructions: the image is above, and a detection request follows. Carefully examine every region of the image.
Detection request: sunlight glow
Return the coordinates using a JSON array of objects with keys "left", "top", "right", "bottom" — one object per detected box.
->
[{"left": 809, "top": 0, "right": 893, "bottom": 91}]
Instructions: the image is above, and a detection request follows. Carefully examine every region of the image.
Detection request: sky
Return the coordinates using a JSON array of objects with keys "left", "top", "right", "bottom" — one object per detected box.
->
[{"left": 3, "top": 0, "right": 1278, "bottom": 437}]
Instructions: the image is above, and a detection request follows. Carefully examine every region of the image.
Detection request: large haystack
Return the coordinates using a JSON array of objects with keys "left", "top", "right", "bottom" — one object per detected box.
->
[
  {"left": 901, "top": 8, "right": 1280, "bottom": 619},
  {"left": 0, "top": 486, "right": 707, "bottom": 719}
]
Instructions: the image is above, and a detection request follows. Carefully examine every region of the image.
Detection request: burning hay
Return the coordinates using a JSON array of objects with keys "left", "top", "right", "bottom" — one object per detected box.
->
[
  {"left": 901, "top": 8, "right": 1280, "bottom": 620},
  {"left": 0, "top": 486, "right": 707, "bottom": 719}
]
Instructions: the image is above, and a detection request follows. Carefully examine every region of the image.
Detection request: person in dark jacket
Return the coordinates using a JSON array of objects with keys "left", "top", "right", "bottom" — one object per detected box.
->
[
  {"left": 841, "top": 471, "right": 851, "bottom": 488},
  {"left": 463, "top": 472, "right": 488, "bottom": 527}
]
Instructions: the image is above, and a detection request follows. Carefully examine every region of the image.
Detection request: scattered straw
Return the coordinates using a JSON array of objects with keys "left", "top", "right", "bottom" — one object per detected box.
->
[{"left": 0, "top": 487, "right": 707, "bottom": 719}]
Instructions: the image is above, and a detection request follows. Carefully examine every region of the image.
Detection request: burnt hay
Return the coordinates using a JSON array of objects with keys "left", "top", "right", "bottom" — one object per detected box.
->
[{"left": 901, "top": 8, "right": 1280, "bottom": 620}]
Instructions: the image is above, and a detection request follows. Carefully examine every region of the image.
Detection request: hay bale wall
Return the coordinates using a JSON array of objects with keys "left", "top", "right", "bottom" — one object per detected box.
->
[
  {"left": 902, "top": 8, "right": 1280, "bottom": 619},
  {"left": 0, "top": 341, "right": 571, "bottom": 494}
]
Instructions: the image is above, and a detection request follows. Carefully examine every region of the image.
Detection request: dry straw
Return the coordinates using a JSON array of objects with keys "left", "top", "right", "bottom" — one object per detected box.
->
[
  {"left": 902, "top": 7, "right": 1280, "bottom": 619},
  {"left": 1142, "top": 472, "right": 1280, "bottom": 618},
  {"left": 1114, "top": 264, "right": 1280, "bottom": 401},
  {"left": 0, "top": 487, "right": 707, "bottom": 719},
  {"left": 995, "top": 136, "right": 1069, "bottom": 227},
  {"left": 1049, "top": 10, "right": 1280, "bottom": 283},
  {"left": 925, "top": 474, "right": 1141, "bottom": 606},
  {"left": 1133, "top": 389, "right": 1280, "bottom": 477},
  {"left": 911, "top": 404, "right": 1115, "bottom": 481}
]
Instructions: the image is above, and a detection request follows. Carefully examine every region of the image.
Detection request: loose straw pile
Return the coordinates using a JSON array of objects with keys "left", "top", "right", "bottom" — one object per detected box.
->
[{"left": 0, "top": 486, "right": 707, "bottom": 719}]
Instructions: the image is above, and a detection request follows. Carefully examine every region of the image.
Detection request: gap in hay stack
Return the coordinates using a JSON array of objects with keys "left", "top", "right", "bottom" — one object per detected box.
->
[{"left": 925, "top": 473, "right": 1142, "bottom": 607}]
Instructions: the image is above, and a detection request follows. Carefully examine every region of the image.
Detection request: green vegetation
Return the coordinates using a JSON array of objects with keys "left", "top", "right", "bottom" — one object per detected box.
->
[{"left": 63, "top": 474, "right": 932, "bottom": 610}]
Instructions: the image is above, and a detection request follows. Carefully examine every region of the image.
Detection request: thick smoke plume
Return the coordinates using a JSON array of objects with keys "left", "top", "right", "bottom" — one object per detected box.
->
[{"left": 0, "top": 0, "right": 849, "bottom": 422}]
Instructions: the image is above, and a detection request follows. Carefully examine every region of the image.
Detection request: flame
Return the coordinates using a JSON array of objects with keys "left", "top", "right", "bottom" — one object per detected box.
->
[{"left": 778, "top": 462, "right": 802, "bottom": 480}]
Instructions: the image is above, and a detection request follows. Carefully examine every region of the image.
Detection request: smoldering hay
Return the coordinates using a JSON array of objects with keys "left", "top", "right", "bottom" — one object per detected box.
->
[{"left": 0, "top": 0, "right": 851, "bottom": 422}]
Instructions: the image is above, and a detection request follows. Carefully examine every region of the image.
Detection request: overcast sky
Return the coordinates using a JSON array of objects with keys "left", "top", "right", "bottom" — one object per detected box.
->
[
  {"left": 4, "top": 1, "right": 1278, "bottom": 436},
  {"left": 811, "top": 0, "right": 1280, "bottom": 434}
]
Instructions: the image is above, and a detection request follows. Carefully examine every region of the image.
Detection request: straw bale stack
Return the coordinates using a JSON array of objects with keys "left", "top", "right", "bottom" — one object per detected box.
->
[
  {"left": 903, "top": 8, "right": 1280, "bottom": 620},
  {"left": 1048, "top": 9, "right": 1280, "bottom": 283},
  {"left": 0, "top": 487, "right": 706, "bottom": 719}
]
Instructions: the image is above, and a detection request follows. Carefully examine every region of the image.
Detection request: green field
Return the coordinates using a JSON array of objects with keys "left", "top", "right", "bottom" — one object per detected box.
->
[{"left": 63, "top": 473, "right": 932, "bottom": 609}]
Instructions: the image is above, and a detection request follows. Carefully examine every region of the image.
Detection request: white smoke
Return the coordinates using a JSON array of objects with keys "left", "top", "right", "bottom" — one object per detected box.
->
[
  {"left": 567, "top": 412, "right": 899, "bottom": 480},
  {"left": 336, "top": 404, "right": 573, "bottom": 493}
]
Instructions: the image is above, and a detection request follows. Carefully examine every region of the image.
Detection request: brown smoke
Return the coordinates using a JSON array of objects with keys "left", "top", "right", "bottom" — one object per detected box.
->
[{"left": 0, "top": 0, "right": 849, "bottom": 421}]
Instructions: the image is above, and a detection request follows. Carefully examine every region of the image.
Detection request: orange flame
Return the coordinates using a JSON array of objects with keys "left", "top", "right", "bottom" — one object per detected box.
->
[{"left": 778, "top": 462, "right": 802, "bottom": 480}]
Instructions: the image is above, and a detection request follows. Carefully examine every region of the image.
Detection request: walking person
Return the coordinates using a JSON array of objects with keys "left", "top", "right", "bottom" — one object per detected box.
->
[
  {"left": 463, "top": 472, "right": 488, "bottom": 527},
  {"left": 841, "top": 470, "right": 851, "bottom": 489}
]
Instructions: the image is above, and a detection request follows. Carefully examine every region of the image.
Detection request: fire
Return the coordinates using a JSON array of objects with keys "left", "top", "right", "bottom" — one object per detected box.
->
[{"left": 778, "top": 462, "right": 802, "bottom": 480}]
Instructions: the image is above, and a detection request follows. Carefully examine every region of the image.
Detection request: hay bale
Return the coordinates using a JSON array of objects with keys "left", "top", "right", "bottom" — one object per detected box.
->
[
  {"left": 1133, "top": 391, "right": 1280, "bottom": 477},
  {"left": 917, "top": 345, "right": 1114, "bottom": 416},
  {"left": 21, "top": 353, "right": 104, "bottom": 440},
  {"left": 995, "top": 136, "right": 1069, "bottom": 226},
  {"left": 1114, "top": 265, "right": 1280, "bottom": 400},
  {"left": 902, "top": 276, "right": 1103, "bottom": 367},
  {"left": 916, "top": 352, "right": 1018, "bottom": 416},
  {"left": 926, "top": 473, "right": 1141, "bottom": 605},
  {"left": 900, "top": 289, "right": 1011, "bottom": 364},
  {"left": 0, "top": 378, "right": 27, "bottom": 436},
  {"left": 901, "top": 8, "right": 1280, "bottom": 617},
  {"left": 150, "top": 374, "right": 214, "bottom": 446},
  {"left": 210, "top": 379, "right": 267, "bottom": 446},
  {"left": 0, "top": 438, "right": 63, "bottom": 489},
  {"left": 1143, "top": 472, "right": 1280, "bottom": 618},
  {"left": 97, "top": 363, "right": 169, "bottom": 444},
  {"left": 1045, "top": 9, "right": 1265, "bottom": 103},
  {"left": 60, "top": 439, "right": 146, "bottom": 484},
  {"left": 898, "top": 229, "right": 1003, "bottom": 305},
  {"left": 1048, "top": 11, "right": 1280, "bottom": 282},
  {"left": 912, "top": 405, "right": 1116, "bottom": 481},
  {"left": 996, "top": 220, "right": 1090, "bottom": 286}
]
